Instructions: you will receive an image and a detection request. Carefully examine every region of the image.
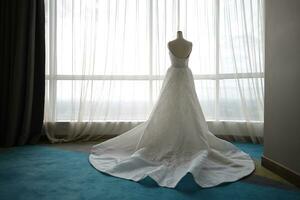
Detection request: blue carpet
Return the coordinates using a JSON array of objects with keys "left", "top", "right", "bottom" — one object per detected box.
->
[
  {"left": 0, "top": 144, "right": 299, "bottom": 200},
  {"left": 234, "top": 143, "right": 264, "bottom": 159}
]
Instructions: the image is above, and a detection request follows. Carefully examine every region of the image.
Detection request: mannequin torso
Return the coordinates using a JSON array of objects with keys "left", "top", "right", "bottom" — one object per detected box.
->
[{"left": 168, "top": 31, "right": 193, "bottom": 58}]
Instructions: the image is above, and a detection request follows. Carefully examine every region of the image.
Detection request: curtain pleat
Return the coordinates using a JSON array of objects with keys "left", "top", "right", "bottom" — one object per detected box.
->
[{"left": 0, "top": 0, "right": 45, "bottom": 147}]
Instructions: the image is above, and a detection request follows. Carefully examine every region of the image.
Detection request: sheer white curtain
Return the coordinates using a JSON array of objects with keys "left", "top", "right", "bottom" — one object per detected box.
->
[{"left": 44, "top": 0, "right": 264, "bottom": 143}]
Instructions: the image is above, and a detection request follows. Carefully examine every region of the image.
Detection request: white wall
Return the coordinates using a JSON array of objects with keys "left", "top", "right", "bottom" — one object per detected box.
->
[{"left": 264, "top": 0, "right": 300, "bottom": 173}]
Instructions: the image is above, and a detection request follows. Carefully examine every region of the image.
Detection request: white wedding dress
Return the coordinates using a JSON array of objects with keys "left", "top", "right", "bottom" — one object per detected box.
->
[{"left": 89, "top": 50, "right": 255, "bottom": 188}]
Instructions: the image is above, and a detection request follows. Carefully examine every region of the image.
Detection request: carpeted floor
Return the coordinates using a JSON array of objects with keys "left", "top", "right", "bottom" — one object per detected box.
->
[{"left": 0, "top": 142, "right": 299, "bottom": 200}]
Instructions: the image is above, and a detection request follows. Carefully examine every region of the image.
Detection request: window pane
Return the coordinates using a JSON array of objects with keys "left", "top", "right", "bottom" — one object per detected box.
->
[
  {"left": 219, "top": 78, "right": 264, "bottom": 121},
  {"left": 186, "top": 0, "right": 217, "bottom": 75},
  {"left": 219, "top": 0, "right": 264, "bottom": 74},
  {"left": 55, "top": 0, "right": 149, "bottom": 76},
  {"left": 55, "top": 80, "right": 150, "bottom": 121}
]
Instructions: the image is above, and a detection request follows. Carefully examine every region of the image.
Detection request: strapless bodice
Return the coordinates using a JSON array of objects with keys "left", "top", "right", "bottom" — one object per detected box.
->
[{"left": 169, "top": 50, "right": 189, "bottom": 68}]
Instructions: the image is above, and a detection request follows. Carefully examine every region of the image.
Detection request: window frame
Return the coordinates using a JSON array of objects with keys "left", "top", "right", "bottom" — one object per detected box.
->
[{"left": 45, "top": 0, "right": 264, "bottom": 123}]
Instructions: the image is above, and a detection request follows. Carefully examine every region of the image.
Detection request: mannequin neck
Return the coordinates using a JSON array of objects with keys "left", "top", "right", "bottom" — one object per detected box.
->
[{"left": 177, "top": 31, "right": 183, "bottom": 39}]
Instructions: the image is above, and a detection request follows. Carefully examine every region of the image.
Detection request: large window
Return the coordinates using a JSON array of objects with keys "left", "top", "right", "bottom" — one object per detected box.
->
[{"left": 45, "top": 0, "right": 264, "bottom": 123}]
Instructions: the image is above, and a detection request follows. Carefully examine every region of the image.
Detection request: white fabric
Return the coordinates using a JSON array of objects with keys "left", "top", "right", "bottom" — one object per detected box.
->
[
  {"left": 44, "top": 0, "right": 264, "bottom": 143},
  {"left": 89, "top": 51, "right": 255, "bottom": 188}
]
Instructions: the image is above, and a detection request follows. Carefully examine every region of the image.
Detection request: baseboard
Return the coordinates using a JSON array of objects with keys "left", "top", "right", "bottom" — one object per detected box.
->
[
  {"left": 216, "top": 135, "right": 263, "bottom": 144},
  {"left": 261, "top": 155, "right": 300, "bottom": 188}
]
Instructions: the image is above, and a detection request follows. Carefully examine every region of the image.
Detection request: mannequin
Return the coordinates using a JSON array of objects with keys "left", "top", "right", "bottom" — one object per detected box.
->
[{"left": 168, "top": 31, "right": 193, "bottom": 58}]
